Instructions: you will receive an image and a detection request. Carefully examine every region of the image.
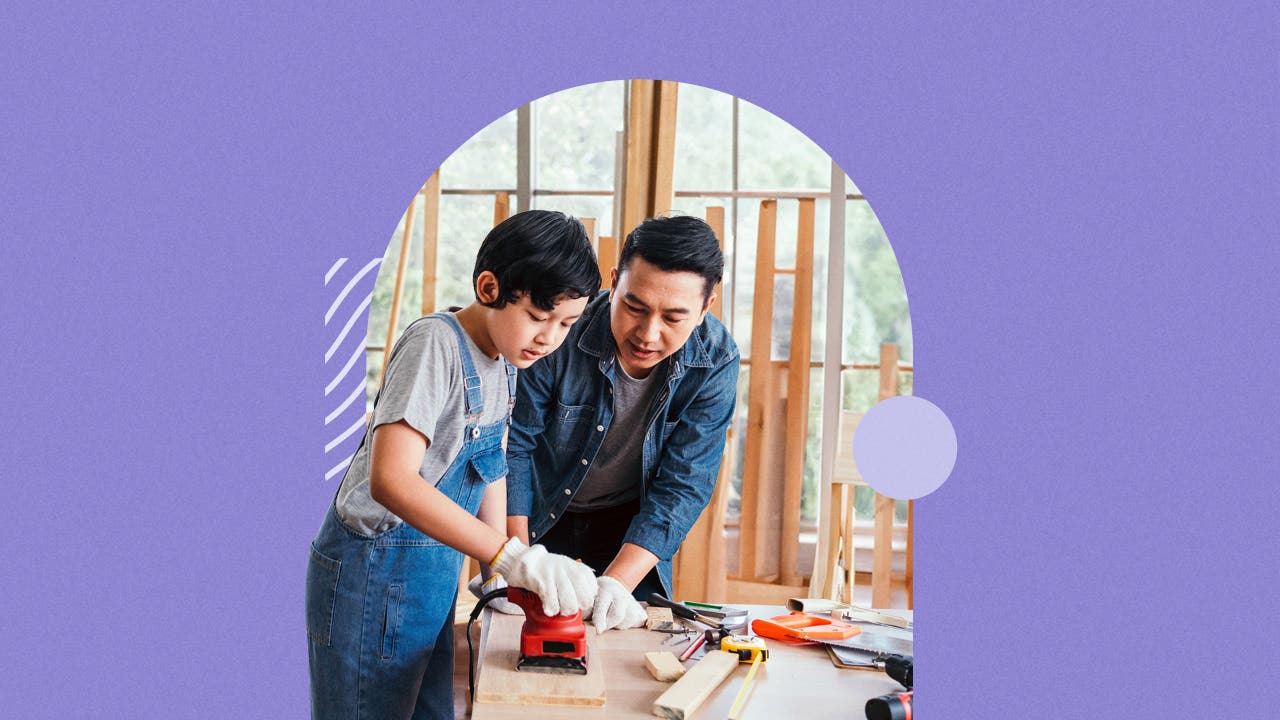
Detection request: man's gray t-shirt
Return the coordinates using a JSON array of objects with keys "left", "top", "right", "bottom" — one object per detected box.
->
[
  {"left": 568, "top": 361, "right": 664, "bottom": 512},
  {"left": 335, "top": 314, "right": 510, "bottom": 535}
]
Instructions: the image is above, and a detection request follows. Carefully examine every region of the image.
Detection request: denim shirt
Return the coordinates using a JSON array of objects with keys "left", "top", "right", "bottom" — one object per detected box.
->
[{"left": 506, "top": 291, "right": 740, "bottom": 595}]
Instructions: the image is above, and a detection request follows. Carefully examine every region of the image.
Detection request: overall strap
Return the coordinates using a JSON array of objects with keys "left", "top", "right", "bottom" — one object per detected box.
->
[
  {"left": 505, "top": 361, "right": 517, "bottom": 419},
  {"left": 431, "top": 312, "right": 484, "bottom": 420}
]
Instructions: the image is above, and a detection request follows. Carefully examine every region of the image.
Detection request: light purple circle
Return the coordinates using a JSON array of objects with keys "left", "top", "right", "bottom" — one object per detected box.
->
[{"left": 852, "top": 395, "right": 957, "bottom": 500}]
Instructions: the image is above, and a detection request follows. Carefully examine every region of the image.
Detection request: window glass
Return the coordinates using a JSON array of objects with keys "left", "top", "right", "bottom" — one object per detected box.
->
[
  {"left": 533, "top": 82, "right": 624, "bottom": 189},
  {"left": 844, "top": 200, "right": 912, "bottom": 364},
  {"left": 737, "top": 99, "right": 829, "bottom": 190},
  {"left": 673, "top": 83, "right": 733, "bottom": 190},
  {"left": 439, "top": 111, "right": 517, "bottom": 189}
]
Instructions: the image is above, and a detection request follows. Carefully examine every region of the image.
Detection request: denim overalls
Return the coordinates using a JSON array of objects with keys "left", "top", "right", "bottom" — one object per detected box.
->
[{"left": 306, "top": 313, "right": 515, "bottom": 720}]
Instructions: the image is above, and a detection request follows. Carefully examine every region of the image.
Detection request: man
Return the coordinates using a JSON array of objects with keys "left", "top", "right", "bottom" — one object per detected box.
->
[{"left": 505, "top": 215, "right": 740, "bottom": 632}]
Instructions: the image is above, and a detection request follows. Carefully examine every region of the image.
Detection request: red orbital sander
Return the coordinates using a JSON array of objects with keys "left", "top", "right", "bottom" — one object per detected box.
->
[{"left": 506, "top": 587, "right": 588, "bottom": 675}]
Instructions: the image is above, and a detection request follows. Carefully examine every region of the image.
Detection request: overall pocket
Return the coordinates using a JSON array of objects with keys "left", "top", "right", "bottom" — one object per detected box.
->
[{"left": 305, "top": 544, "right": 342, "bottom": 646}]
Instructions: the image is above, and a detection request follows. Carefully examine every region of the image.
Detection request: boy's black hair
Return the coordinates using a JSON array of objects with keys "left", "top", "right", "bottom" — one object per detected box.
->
[
  {"left": 617, "top": 215, "right": 724, "bottom": 304},
  {"left": 474, "top": 210, "right": 601, "bottom": 312}
]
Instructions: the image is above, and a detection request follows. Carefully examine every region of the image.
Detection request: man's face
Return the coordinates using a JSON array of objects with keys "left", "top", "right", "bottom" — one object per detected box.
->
[{"left": 609, "top": 256, "right": 713, "bottom": 379}]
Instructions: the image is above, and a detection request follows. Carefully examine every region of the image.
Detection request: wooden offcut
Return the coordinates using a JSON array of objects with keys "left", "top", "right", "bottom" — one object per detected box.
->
[
  {"left": 474, "top": 611, "right": 606, "bottom": 708},
  {"left": 644, "top": 651, "right": 686, "bottom": 682},
  {"left": 651, "top": 650, "right": 738, "bottom": 720}
]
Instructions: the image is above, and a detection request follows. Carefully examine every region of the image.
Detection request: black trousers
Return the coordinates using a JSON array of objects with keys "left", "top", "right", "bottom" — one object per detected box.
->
[{"left": 537, "top": 497, "right": 666, "bottom": 601}]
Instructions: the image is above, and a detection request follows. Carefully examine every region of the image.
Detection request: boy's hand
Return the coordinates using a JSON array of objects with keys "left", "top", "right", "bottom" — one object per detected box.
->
[
  {"left": 466, "top": 573, "right": 523, "bottom": 615},
  {"left": 491, "top": 538, "right": 597, "bottom": 616},
  {"left": 587, "top": 575, "right": 648, "bottom": 633}
]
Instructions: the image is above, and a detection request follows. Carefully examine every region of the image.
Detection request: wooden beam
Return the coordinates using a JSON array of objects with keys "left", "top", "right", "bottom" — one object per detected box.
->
[
  {"left": 738, "top": 200, "right": 777, "bottom": 580},
  {"left": 652, "top": 650, "right": 738, "bottom": 720},
  {"left": 780, "top": 198, "right": 815, "bottom": 586},
  {"left": 596, "top": 235, "right": 616, "bottom": 287},
  {"left": 878, "top": 343, "right": 900, "bottom": 402},
  {"left": 421, "top": 172, "right": 440, "bottom": 316},
  {"left": 706, "top": 206, "right": 726, "bottom": 320},
  {"left": 493, "top": 191, "right": 511, "bottom": 227},
  {"left": 872, "top": 491, "right": 894, "bottom": 608},
  {"left": 906, "top": 500, "right": 914, "bottom": 609},
  {"left": 380, "top": 195, "right": 416, "bottom": 384},
  {"left": 621, "top": 80, "right": 680, "bottom": 236},
  {"left": 650, "top": 80, "right": 679, "bottom": 216},
  {"left": 580, "top": 217, "right": 595, "bottom": 244}
]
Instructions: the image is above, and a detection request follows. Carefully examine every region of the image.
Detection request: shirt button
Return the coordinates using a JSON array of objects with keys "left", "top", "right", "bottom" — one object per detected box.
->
[
  {"left": 531, "top": 531, "right": 537, "bottom": 539},
  {"left": 549, "top": 513, "right": 556, "bottom": 520},
  {"left": 564, "top": 488, "right": 572, "bottom": 495},
  {"left": 470, "top": 427, "right": 480, "bottom": 439},
  {"left": 580, "top": 459, "right": 588, "bottom": 466},
  {"left": 596, "top": 425, "right": 604, "bottom": 432}
]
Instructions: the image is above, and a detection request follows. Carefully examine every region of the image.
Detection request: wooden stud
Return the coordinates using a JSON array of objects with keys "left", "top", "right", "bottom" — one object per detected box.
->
[
  {"left": 621, "top": 80, "right": 679, "bottom": 236},
  {"left": 906, "top": 500, "right": 914, "bottom": 609},
  {"left": 597, "top": 235, "right": 616, "bottom": 288},
  {"left": 821, "top": 483, "right": 846, "bottom": 599},
  {"left": 380, "top": 195, "right": 417, "bottom": 384},
  {"left": 738, "top": 200, "right": 777, "bottom": 580},
  {"left": 581, "top": 217, "right": 595, "bottom": 244},
  {"left": 421, "top": 172, "right": 440, "bottom": 316},
  {"left": 780, "top": 198, "right": 815, "bottom": 586},
  {"left": 878, "top": 343, "right": 900, "bottom": 402},
  {"left": 493, "top": 191, "right": 511, "bottom": 227},
  {"left": 650, "top": 80, "right": 679, "bottom": 217},
  {"left": 706, "top": 206, "right": 726, "bottom": 320},
  {"left": 842, "top": 490, "right": 856, "bottom": 605},
  {"left": 652, "top": 650, "right": 739, "bottom": 720},
  {"left": 872, "top": 491, "right": 894, "bottom": 609}
]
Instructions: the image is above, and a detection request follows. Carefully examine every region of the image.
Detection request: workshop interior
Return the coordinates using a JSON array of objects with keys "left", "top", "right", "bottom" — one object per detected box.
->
[{"left": 339, "top": 79, "right": 915, "bottom": 715}]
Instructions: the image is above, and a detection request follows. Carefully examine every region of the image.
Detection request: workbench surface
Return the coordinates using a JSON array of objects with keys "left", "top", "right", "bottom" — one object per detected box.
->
[{"left": 469, "top": 604, "right": 912, "bottom": 719}]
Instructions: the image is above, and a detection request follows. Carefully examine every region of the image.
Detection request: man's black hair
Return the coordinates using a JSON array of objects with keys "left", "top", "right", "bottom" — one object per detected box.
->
[
  {"left": 617, "top": 215, "right": 724, "bottom": 303},
  {"left": 474, "top": 210, "right": 601, "bottom": 312}
]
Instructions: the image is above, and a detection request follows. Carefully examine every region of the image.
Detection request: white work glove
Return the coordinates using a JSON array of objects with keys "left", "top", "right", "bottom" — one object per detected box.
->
[
  {"left": 466, "top": 573, "right": 523, "bottom": 615},
  {"left": 587, "top": 575, "right": 648, "bottom": 633},
  {"left": 490, "top": 537, "right": 597, "bottom": 616}
]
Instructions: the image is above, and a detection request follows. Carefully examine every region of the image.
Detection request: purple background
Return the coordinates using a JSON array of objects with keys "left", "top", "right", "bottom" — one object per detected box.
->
[{"left": 3, "top": 3, "right": 1277, "bottom": 718}]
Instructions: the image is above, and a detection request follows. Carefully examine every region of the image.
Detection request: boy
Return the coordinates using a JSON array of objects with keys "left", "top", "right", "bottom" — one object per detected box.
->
[{"left": 306, "top": 210, "right": 602, "bottom": 719}]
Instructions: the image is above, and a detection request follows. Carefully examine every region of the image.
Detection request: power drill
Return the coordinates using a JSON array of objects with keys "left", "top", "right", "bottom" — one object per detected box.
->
[{"left": 864, "top": 653, "right": 912, "bottom": 720}]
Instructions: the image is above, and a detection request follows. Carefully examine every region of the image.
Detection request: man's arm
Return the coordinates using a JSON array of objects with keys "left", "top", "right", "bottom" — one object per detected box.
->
[
  {"left": 602, "top": 542, "right": 660, "bottom": 589},
  {"left": 506, "top": 347, "right": 558, "bottom": 535}
]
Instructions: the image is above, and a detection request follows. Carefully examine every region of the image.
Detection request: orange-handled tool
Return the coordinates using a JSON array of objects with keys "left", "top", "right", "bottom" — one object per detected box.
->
[{"left": 751, "top": 612, "right": 860, "bottom": 643}]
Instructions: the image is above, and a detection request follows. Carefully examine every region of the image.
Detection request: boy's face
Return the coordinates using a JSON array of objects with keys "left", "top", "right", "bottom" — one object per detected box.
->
[
  {"left": 489, "top": 292, "right": 589, "bottom": 369},
  {"left": 609, "top": 255, "right": 713, "bottom": 380}
]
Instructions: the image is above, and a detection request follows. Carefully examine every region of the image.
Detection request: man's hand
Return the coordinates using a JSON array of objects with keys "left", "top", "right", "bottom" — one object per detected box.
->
[
  {"left": 491, "top": 538, "right": 597, "bottom": 616},
  {"left": 588, "top": 575, "right": 648, "bottom": 633},
  {"left": 466, "top": 573, "right": 523, "bottom": 615}
]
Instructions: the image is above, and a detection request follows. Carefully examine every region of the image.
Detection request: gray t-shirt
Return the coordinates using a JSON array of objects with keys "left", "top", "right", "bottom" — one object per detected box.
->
[
  {"left": 335, "top": 314, "right": 510, "bottom": 534},
  {"left": 568, "top": 361, "right": 664, "bottom": 512}
]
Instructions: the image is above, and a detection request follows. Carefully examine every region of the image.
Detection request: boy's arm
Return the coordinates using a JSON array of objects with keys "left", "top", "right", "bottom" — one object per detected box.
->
[
  {"left": 369, "top": 419, "right": 507, "bottom": 563},
  {"left": 477, "top": 478, "right": 507, "bottom": 580}
]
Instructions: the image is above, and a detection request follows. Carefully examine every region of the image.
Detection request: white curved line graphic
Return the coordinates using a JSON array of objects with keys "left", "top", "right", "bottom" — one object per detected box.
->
[
  {"left": 326, "top": 380, "right": 366, "bottom": 426},
  {"left": 325, "top": 342, "right": 366, "bottom": 396},
  {"left": 325, "top": 453, "right": 355, "bottom": 481},
  {"left": 325, "top": 290, "right": 374, "bottom": 364},
  {"left": 325, "top": 257, "right": 382, "bottom": 325},
  {"left": 325, "top": 258, "right": 348, "bottom": 285},
  {"left": 325, "top": 414, "right": 368, "bottom": 454}
]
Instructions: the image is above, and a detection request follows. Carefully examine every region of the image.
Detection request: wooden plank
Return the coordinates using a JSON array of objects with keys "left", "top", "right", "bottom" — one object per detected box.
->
[
  {"left": 597, "top": 235, "right": 617, "bottom": 286},
  {"left": 421, "top": 172, "right": 440, "bottom": 315},
  {"left": 842, "top": 488, "right": 856, "bottom": 605},
  {"left": 650, "top": 80, "right": 679, "bottom": 217},
  {"left": 475, "top": 611, "right": 606, "bottom": 708},
  {"left": 906, "top": 500, "right": 914, "bottom": 610},
  {"left": 494, "top": 191, "right": 511, "bottom": 227},
  {"left": 878, "top": 343, "right": 900, "bottom": 402},
  {"left": 780, "top": 198, "right": 815, "bottom": 586},
  {"left": 821, "top": 483, "right": 847, "bottom": 599},
  {"left": 652, "top": 650, "right": 739, "bottom": 720},
  {"left": 872, "top": 491, "right": 894, "bottom": 608},
  {"left": 581, "top": 217, "right": 595, "bottom": 244},
  {"left": 738, "top": 200, "right": 777, "bottom": 580},
  {"left": 755, "top": 372, "right": 787, "bottom": 579},
  {"left": 379, "top": 195, "right": 416, "bottom": 384},
  {"left": 705, "top": 206, "right": 725, "bottom": 319},
  {"left": 622, "top": 80, "right": 654, "bottom": 239}
]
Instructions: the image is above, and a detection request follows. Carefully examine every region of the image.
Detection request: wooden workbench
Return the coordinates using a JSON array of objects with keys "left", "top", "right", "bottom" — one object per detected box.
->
[{"left": 470, "top": 605, "right": 912, "bottom": 720}]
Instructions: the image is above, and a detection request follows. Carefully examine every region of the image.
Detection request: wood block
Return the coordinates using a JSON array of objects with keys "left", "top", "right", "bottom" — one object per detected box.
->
[
  {"left": 644, "top": 651, "right": 686, "bottom": 682},
  {"left": 475, "top": 610, "right": 606, "bottom": 707},
  {"left": 651, "top": 650, "right": 738, "bottom": 719},
  {"left": 645, "top": 606, "right": 674, "bottom": 630}
]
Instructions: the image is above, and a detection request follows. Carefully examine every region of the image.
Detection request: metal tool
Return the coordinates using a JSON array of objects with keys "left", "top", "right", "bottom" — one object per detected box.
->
[
  {"left": 864, "top": 654, "right": 912, "bottom": 720},
  {"left": 506, "top": 587, "right": 588, "bottom": 675},
  {"left": 678, "top": 626, "right": 732, "bottom": 662},
  {"left": 681, "top": 601, "right": 749, "bottom": 629},
  {"left": 647, "top": 593, "right": 724, "bottom": 628}
]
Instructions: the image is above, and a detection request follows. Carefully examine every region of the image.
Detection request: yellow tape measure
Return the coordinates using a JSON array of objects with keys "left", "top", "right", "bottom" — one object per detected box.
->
[{"left": 721, "top": 636, "right": 768, "bottom": 719}]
